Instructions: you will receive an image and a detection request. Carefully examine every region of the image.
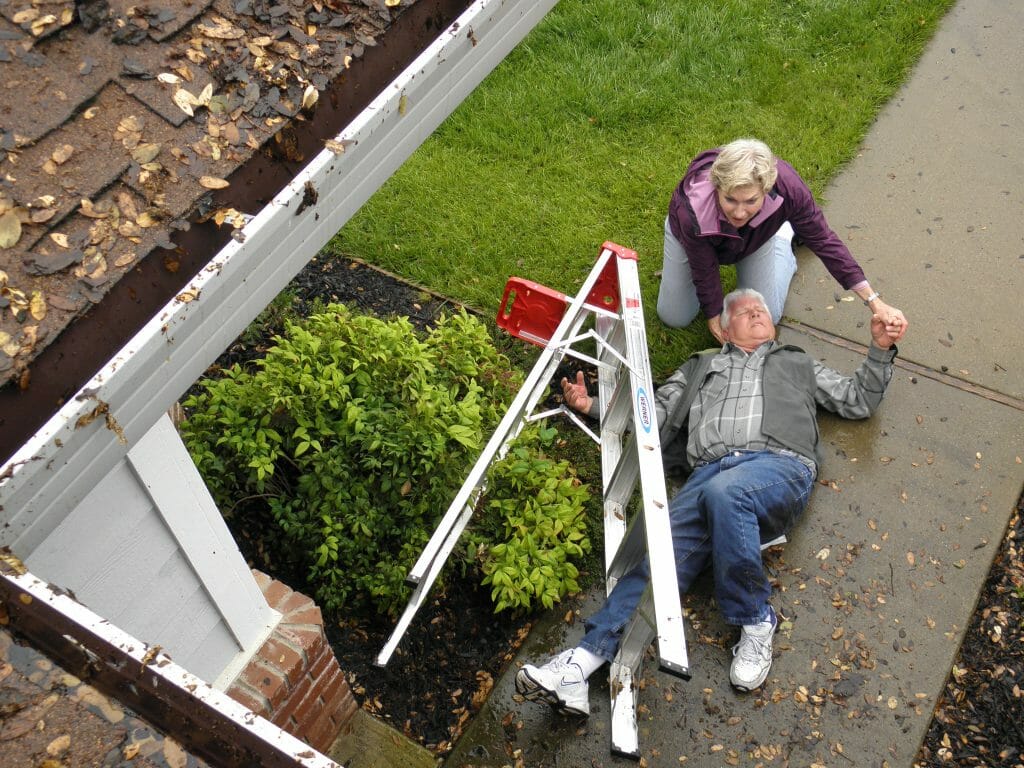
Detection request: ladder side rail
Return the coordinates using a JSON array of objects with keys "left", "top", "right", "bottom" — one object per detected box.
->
[
  {"left": 375, "top": 501, "right": 476, "bottom": 666},
  {"left": 608, "top": 660, "right": 642, "bottom": 759},
  {"left": 398, "top": 246, "right": 617, "bottom": 598},
  {"left": 603, "top": 464, "right": 649, "bottom": 587},
  {"left": 595, "top": 315, "right": 626, "bottom": 555},
  {"left": 608, "top": 587, "right": 658, "bottom": 759},
  {"left": 405, "top": 305, "right": 592, "bottom": 585},
  {"left": 614, "top": 257, "right": 690, "bottom": 678},
  {"left": 598, "top": 356, "right": 633, "bottom": 575},
  {"left": 381, "top": 307, "right": 595, "bottom": 664},
  {"left": 380, "top": 298, "right": 602, "bottom": 665}
]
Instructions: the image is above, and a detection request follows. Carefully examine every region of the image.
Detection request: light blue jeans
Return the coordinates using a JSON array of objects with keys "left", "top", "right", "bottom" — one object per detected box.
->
[
  {"left": 578, "top": 450, "right": 814, "bottom": 662},
  {"left": 656, "top": 216, "right": 797, "bottom": 327}
]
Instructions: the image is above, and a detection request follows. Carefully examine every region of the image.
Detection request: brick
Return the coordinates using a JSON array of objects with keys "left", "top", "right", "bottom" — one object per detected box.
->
[
  {"left": 292, "top": 687, "right": 325, "bottom": 731},
  {"left": 239, "top": 660, "right": 290, "bottom": 711},
  {"left": 277, "top": 624, "right": 325, "bottom": 658},
  {"left": 270, "top": 679, "right": 316, "bottom": 731},
  {"left": 305, "top": 644, "right": 337, "bottom": 684},
  {"left": 250, "top": 569, "right": 273, "bottom": 592},
  {"left": 284, "top": 603, "right": 324, "bottom": 627},
  {"left": 304, "top": 709, "right": 343, "bottom": 753},
  {"left": 258, "top": 636, "right": 306, "bottom": 688},
  {"left": 225, "top": 682, "right": 271, "bottom": 719},
  {"left": 278, "top": 589, "right": 316, "bottom": 618},
  {"left": 318, "top": 668, "right": 349, "bottom": 711},
  {"left": 260, "top": 579, "right": 294, "bottom": 612},
  {"left": 333, "top": 692, "right": 358, "bottom": 732}
]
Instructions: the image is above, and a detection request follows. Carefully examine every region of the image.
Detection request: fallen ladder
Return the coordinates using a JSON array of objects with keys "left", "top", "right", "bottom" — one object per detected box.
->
[{"left": 377, "top": 242, "right": 690, "bottom": 758}]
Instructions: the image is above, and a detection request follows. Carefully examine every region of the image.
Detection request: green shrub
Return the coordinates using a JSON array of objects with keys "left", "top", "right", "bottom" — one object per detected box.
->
[
  {"left": 181, "top": 304, "right": 590, "bottom": 617},
  {"left": 472, "top": 426, "right": 591, "bottom": 613}
]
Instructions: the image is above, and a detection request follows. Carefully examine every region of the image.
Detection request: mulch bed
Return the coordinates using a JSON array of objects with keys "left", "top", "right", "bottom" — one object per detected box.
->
[
  {"left": 916, "top": 500, "right": 1024, "bottom": 767},
  {"left": 209, "top": 252, "right": 1023, "bottom": 762}
]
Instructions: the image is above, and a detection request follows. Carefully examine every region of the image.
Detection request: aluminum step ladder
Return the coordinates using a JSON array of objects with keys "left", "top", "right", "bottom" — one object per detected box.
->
[{"left": 377, "top": 242, "right": 690, "bottom": 759}]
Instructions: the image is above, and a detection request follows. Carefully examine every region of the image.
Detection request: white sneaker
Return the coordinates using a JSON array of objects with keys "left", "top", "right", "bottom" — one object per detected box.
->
[
  {"left": 515, "top": 649, "right": 590, "bottom": 716},
  {"left": 729, "top": 606, "right": 778, "bottom": 692}
]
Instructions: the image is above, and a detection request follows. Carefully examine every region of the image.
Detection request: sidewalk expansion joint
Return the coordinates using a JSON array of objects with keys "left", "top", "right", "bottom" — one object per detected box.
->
[{"left": 779, "top": 321, "right": 1024, "bottom": 413}]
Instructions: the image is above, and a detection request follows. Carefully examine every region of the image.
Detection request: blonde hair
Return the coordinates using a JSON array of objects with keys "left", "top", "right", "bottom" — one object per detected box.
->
[{"left": 709, "top": 138, "right": 778, "bottom": 195}]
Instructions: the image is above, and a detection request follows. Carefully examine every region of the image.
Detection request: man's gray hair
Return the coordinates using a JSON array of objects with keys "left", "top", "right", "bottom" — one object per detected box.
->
[{"left": 720, "top": 288, "right": 769, "bottom": 330}]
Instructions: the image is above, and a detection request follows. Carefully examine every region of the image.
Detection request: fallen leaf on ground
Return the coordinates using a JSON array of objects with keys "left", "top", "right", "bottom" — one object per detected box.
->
[{"left": 199, "top": 176, "right": 230, "bottom": 190}]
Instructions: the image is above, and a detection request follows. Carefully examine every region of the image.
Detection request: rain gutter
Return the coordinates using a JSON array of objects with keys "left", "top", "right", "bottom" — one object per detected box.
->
[
  {"left": 0, "top": 561, "right": 341, "bottom": 768},
  {"left": 0, "top": 0, "right": 559, "bottom": 551}
]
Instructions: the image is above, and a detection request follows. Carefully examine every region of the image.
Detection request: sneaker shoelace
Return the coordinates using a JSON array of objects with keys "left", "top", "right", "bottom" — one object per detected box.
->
[{"left": 735, "top": 627, "right": 772, "bottom": 662}]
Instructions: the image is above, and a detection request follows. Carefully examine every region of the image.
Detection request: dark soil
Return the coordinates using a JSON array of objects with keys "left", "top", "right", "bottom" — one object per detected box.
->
[
  {"left": 915, "top": 499, "right": 1024, "bottom": 767},
  {"left": 209, "top": 253, "right": 1023, "bottom": 763}
]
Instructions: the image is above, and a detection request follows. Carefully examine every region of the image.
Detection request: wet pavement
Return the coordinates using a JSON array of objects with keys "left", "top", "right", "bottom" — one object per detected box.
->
[{"left": 444, "top": 0, "right": 1024, "bottom": 765}]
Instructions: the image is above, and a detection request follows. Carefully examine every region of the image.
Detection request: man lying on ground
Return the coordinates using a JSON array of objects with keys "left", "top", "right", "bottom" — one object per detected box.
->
[{"left": 515, "top": 287, "right": 906, "bottom": 715}]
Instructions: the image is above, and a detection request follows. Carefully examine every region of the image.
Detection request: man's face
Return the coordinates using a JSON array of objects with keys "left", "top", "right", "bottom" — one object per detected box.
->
[{"left": 721, "top": 297, "right": 775, "bottom": 351}]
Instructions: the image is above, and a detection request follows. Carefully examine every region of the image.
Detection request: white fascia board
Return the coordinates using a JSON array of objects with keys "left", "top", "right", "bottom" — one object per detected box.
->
[
  {"left": 1, "top": 567, "right": 342, "bottom": 768},
  {"left": 0, "top": 0, "right": 558, "bottom": 552}
]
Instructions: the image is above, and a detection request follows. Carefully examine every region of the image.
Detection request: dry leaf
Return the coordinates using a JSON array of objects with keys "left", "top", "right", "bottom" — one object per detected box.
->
[
  {"left": 131, "top": 143, "right": 161, "bottom": 164},
  {"left": 386, "top": 0, "right": 401, "bottom": 5},
  {"left": 173, "top": 89, "right": 196, "bottom": 117},
  {"left": 80, "top": 199, "right": 108, "bottom": 219},
  {"left": 162, "top": 737, "right": 188, "bottom": 768},
  {"left": 31, "top": 14, "right": 57, "bottom": 35},
  {"left": 198, "top": 17, "right": 244, "bottom": 40},
  {"left": 50, "top": 232, "right": 69, "bottom": 248},
  {"left": 157, "top": 73, "right": 181, "bottom": 84},
  {"left": 199, "top": 176, "right": 229, "bottom": 190},
  {"left": 906, "top": 552, "right": 916, "bottom": 567},
  {"left": 0, "top": 210, "right": 22, "bottom": 248},
  {"left": 84, "top": 106, "right": 99, "bottom": 119},
  {"left": 301, "top": 84, "right": 318, "bottom": 111},
  {"left": 196, "top": 83, "right": 214, "bottom": 107},
  {"left": 12, "top": 9, "right": 40, "bottom": 24},
  {"left": 324, "top": 138, "right": 351, "bottom": 155},
  {"left": 51, "top": 144, "right": 75, "bottom": 164}
]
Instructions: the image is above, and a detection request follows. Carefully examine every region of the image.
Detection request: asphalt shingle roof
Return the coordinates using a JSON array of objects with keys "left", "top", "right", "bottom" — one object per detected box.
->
[{"left": 0, "top": 0, "right": 445, "bottom": 460}]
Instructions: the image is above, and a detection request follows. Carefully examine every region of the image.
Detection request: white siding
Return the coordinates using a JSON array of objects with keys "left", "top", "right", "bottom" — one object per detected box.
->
[{"left": 24, "top": 416, "right": 278, "bottom": 684}]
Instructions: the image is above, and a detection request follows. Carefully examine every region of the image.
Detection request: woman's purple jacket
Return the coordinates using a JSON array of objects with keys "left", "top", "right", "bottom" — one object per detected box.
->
[{"left": 667, "top": 148, "right": 867, "bottom": 319}]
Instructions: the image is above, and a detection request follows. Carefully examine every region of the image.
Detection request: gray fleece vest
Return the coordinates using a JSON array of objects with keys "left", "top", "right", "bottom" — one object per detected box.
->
[{"left": 659, "top": 345, "right": 822, "bottom": 474}]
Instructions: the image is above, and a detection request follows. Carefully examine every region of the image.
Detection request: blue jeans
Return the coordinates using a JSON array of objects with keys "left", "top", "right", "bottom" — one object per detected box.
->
[
  {"left": 656, "top": 216, "right": 797, "bottom": 327},
  {"left": 579, "top": 450, "right": 814, "bottom": 662}
]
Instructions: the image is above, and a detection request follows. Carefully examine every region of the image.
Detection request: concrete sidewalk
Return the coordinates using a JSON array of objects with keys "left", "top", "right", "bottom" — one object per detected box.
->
[{"left": 445, "top": 1, "right": 1024, "bottom": 765}]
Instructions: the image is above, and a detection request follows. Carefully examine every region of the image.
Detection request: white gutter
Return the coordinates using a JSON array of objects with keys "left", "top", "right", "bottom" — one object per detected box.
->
[
  {"left": 1, "top": 564, "right": 341, "bottom": 768},
  {"left": 0, "top": 0, "right": 559, "bottom": 551}
]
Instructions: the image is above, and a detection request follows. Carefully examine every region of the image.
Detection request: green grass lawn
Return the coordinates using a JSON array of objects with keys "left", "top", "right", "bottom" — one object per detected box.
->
[{"left": 326, "top": 0, "right": 954, "bottom": 376}]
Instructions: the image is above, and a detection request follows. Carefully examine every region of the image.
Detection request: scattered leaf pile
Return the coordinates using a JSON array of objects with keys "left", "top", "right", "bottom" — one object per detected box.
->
[{"left": 0, "top": 0, "right": 418, "bottom": 387}]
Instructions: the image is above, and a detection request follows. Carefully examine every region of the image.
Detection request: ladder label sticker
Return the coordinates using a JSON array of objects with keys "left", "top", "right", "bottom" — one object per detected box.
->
[{"left": 636, "top": 387, "right": 653, "bottom": 433}]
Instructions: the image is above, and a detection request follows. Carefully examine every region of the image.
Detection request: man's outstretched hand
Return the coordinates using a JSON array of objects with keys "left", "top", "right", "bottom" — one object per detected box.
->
[
  {"left": 870, "top": 312, "right": 907, "bottom": 349},
  {"left": 560, "top": 370, "right": 593, "bottom": 414}
]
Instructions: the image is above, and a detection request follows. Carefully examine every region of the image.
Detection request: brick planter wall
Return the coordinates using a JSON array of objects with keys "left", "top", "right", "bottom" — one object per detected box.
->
[{"left": 226, "top": 570, "right": 357, "bottom": 753}]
